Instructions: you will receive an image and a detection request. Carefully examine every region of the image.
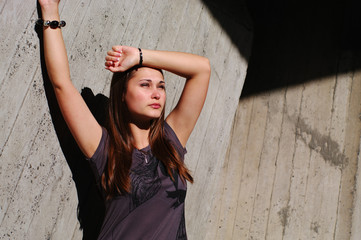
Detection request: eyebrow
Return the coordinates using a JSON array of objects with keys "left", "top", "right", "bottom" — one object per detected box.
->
[{"left": 139, "top": 79, "right": 165, "bottom": 84}]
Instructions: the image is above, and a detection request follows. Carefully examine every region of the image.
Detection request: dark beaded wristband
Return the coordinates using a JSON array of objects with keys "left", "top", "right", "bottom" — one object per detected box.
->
[
  {"left": 138, "top": 48, "right": 143, "bottom": 66},
  {"left": 36, "top": 19, "right": 66, "bottom": 29}
]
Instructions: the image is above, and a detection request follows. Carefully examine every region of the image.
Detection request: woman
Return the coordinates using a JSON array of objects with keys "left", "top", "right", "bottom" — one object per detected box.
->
[{"left": 39, "top": 0, "right": 210, "bottom": 239}]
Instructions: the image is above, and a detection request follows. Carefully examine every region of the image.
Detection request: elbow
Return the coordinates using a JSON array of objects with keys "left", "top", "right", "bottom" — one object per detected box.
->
[
  {"left": 185, "top": 56, "right": 211, "bottom": 81},
  {"left": 201, "top": 57, "right": 211, "bottom": 80},
  {"left": 202, "top": 56, "right": 211, "bottom": 74}
]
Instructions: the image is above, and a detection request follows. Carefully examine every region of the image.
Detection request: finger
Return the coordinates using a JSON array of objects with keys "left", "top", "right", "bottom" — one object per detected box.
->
[
  {"left": 106, "top": 66, "right": 121, "bottom": 73},
  {"left": 105, "top": 56, "right": 120, "bottom": 62},
  {"left": 106, "top": 63, "right": 127, "bottom": 73},
  {"left": 105, "top": 61, "right": 115, "bottom": 67},
  {"left": 107, "top": 50, "right": 121, "bottom": 57},
  {"left": 112, "top": 45, "right": 123, "bottom": 53}
]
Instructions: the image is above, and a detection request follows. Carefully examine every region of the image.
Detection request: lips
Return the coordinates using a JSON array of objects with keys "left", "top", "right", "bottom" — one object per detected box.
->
[{"left": 149, "top": 103, "right": 161, "bottom": 109}]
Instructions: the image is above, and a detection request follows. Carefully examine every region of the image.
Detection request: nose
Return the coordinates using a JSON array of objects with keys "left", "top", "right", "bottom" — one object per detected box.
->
[{"left": 151, "top": 88, "right": 161, "bottom": 100}]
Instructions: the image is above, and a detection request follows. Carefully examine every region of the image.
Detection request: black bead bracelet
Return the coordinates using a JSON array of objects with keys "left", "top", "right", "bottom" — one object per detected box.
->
[
  {"left": 138, "top": 48, "right": 143, "bottom": 66},
  {"left": 36, "top": 19, "right": 66, "bottom": 29}
]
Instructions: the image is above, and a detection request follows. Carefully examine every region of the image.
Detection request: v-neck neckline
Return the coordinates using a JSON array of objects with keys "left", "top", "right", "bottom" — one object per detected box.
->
[{"left": 136, "top": 145, "right": 151, "bottom": 152}]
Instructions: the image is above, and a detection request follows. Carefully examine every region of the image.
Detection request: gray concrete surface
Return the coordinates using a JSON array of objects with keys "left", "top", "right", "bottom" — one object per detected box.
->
[{"left": 207, "top": 61, "right": 361, "bottom": 239}]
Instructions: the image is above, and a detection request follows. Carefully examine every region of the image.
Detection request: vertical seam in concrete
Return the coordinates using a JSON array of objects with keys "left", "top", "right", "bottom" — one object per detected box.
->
[
  {"left": 247, "top": 93, "right": 270, "bottom": 237},
  {"left": 231, "top": 97, "right": 254, "bottom": 239},
  {"left": 331, "top": 58, "right": 341, "bottom": 240},
  {"left": 350, "top": 133, "right": 361, "bottom": 240},
  {"left": 214, "top": 131, "right": 232, "bottom": 238},
  {"left": 333, "top": 57, "right": 356, "bottom": 240},
  {"left": 282, "top": 83, "right": 306, "bottom": 239},
  {"left": 224, "top": 107, "right": 240, "bottom": 238},
  {"left": 348, "top": 71, "right": 359, "bottom": 239},
  {"left": 302, "top": 142, "right": 313, "bottom": 220},
  {"left": 221, "top": 102, "right": 248, "bottom": 238},
  {"left": 333, "top": 169, "right": 344, "bottom": 240},
  {"left": 265, "top": 88, "right": 287, "bottom": 238}
]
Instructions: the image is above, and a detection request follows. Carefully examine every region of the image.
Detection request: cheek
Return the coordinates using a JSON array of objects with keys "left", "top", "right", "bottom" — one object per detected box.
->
[
  {"left": 128, "top": 91, "right": 145, "bottom": 101},
  {"left": 162, "top": 92, "right": 166, "bottom": 103},
  {"left": 125, "top": 91, "right": 145, "bottom": 111}
]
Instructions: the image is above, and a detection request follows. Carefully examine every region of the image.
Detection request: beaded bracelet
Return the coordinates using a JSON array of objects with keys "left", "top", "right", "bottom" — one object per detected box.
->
[{"left": 36, "top": 19, "right": 66, "bottom": 29}]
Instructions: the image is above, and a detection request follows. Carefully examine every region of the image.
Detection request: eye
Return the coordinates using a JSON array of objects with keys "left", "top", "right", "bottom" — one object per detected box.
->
[
  {"left": 140, "top": 83, "right": 150, "bottom": 87},
  {"left": 158, "top": 84, "right": 165, "bottom": 90}
]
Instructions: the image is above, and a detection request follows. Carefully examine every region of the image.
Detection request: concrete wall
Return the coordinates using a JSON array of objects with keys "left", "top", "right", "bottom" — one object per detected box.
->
[
  {"left": 203, "top": 0, "right": 361, "bottom": 239},
  {"left": 208, "top": 55, "right": 361, "bottom": 240},
  {"left": 0, "top": 0, "right": 251, "bottom": 239}
]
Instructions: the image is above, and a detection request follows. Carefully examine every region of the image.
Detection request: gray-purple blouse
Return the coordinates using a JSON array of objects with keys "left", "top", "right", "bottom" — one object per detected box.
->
[{"left": 89, "top": 122, "right": 188, "bottom": 240}]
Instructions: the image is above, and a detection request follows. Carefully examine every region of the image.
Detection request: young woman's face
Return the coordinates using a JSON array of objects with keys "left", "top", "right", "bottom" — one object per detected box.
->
[{"left": 124, "top": 67, "right": 166, "bottom": 121}]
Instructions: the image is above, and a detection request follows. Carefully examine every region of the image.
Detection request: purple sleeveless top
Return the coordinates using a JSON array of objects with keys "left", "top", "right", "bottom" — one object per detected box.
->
[{"left": 89, "top": 122, "right": 187, "bottom": 240}]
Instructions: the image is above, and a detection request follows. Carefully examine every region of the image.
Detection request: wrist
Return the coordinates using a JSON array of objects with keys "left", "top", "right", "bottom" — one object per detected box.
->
[{"left": 41, "top": 6, "right": 60, "bottom": 20}]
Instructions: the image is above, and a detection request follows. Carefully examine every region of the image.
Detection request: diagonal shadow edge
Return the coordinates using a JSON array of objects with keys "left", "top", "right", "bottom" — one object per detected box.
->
[{"left": 201, "top": 0, "right": 361, "bottom": 98}]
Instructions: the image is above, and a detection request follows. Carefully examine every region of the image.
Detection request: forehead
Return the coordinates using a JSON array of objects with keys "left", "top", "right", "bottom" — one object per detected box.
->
[{"left": 130, "top": 67, "right": 164, "bottom": 82}]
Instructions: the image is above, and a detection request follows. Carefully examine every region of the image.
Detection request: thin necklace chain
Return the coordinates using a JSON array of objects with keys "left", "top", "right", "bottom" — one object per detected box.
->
[{"left": 138, "top": 149, "right": 148, "bottom": 163}]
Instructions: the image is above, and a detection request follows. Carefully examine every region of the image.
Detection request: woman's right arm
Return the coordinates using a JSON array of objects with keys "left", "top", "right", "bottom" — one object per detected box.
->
[{"left": 40, "top": 0, "right": 102, "bottom": 158}]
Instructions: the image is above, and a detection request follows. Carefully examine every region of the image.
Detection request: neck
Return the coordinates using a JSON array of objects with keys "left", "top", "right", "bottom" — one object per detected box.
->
[{"left": 129, "top": 120, "right": 151, "bottom": 150}]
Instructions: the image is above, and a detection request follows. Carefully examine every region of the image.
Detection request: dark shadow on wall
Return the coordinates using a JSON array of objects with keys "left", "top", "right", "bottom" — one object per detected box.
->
[
  {"left": 35, "top": 4, "right": 107, "bottom": 240},
  {"left": 200, "top": 0, "right": 254, "bottom": 60},
  {"left": 202, "top": 0, "right": 361, "bottom": 98}
]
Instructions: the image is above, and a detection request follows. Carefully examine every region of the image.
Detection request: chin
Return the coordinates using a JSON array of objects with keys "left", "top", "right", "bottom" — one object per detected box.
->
[
  {"left": 132, "top": 109, "right": 163, "bottom": 122},
  {"left": 149, "top": 113, "right": 162, "bottom": 119},
  {"left": 148, "top": 110, "right": 163, "bottom": 118},
  {"left": 139, "top": 113, "right": 162, "bottom": 121}
]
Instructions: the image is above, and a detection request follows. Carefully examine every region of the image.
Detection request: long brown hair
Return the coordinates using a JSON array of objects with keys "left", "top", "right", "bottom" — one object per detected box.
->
[{"left": 102, "top": 67, "right": 193, "bottom": 199}]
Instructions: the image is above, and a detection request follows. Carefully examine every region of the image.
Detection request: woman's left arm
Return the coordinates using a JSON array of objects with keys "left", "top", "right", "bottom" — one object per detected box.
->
[{"left": 105, "top": 46, "right": 211, "bottom": 146}]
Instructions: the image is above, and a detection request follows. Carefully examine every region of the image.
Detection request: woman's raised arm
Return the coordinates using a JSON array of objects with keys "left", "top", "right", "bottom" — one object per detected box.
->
[
  {"left": 39, "top": 0, "right": 102, "bottom": 158},
  {"left": 106, "top": 46, "right": 211, "bottom": 147}
]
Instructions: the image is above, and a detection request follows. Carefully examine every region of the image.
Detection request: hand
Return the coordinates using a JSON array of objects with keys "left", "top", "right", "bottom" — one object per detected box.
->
[{"left": 105, "top": 46, "right": 140, "bottom": 72}]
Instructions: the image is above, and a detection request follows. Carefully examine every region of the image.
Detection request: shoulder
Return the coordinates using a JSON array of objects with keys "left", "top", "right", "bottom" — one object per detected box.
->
[
  {"left": 164, "top": 121, "right": 187, "bottom": 156},
  {"left": 91, "top": 127, "right": 109, "bottom": 158},
  {"left": 88, "top": 127, "right": 109, "bottom": 177}
]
